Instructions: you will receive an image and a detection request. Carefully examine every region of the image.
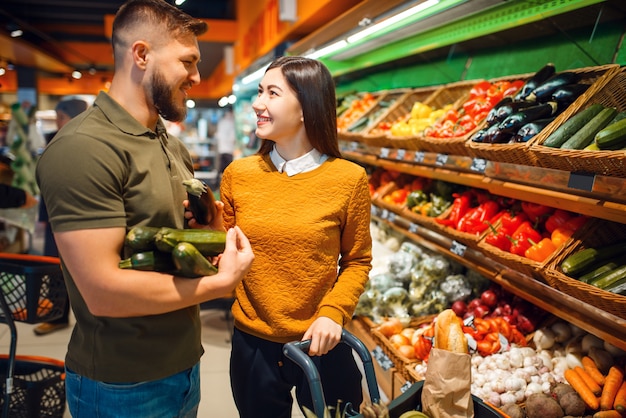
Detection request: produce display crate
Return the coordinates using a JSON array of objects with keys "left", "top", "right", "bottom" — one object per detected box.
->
[
  {"left": 476, "top": 215, "right": 593, "bottom": 282},
  {"left": 0, "top": 355, "right": 66, "bottom": 418},
  {"left": 416, "top": 79, "right": 485, "bottom": 157},
  {"left": 543, "top": 219, "right": 626, "bottom": 319},
  {"left": 339, "top": 89, "right": 412, "bottom": 143},
  {"left": 337, "top": 91, "right": 388, "bottom": 141},
  {"left": 0, "top": 254, "right": 66, "bottom": 324},
  {"left": 529, "top": 64, "right": 623, "bottom": 175},
  {"left": 361, "top": 86, "right": 443, "bottom": 150},
  {"left": 370, "top": 315, "right": 435, "bottom": 382},
  {"left": 469, "top": 64, "right": 620, "bottom": 167}
]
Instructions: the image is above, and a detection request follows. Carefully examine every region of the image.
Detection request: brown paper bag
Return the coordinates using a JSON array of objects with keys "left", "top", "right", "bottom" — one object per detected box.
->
[{"left": 422, "top": 348, "right": 474, "bottom": 418}]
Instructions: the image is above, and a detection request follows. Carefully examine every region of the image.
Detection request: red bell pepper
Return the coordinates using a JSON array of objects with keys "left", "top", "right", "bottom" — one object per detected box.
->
[
  {"left": 459, "top": 199, "right": 501, "bottom": 235},
  {"left": 435, "top": 191, "right": 472, "bottom": 227},
  {"left": 500, "top": 210, "right": 528, "bottom": 235},
  {"left": 509, "top": 221, "right": 542, "bottom": 256},
  {"left": 562, "top": 215, "right": 589, "bottom": 231},
  {"left": 544, "top": 209, "right": 573, "bottom": 233},
  {"left": 520, "top": 201, "right": 553, "bottom": 223}
]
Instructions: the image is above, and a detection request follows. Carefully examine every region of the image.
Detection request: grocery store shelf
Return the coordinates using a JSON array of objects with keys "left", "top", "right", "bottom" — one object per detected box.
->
[
  {"left": 371, "top": 207, "right": 626, "bottom": 351},
  {"left": 343, "top": 143, "right": 626, "bottom": 224}
]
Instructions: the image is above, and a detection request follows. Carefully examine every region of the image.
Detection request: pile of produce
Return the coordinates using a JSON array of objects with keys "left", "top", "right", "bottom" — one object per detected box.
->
[
  {"left": 542, "top": 103, "right": 626, "bottom": 151},
  {"left": 558, "top": 240, "right": 626, "bottom": 295},
  {"left": 481, "top": 202, "right": 589, "bottom": 262},
  {"left": 119, "top": 226, "right": 224, "bottom": 278},
  {"left": 337, "top": 92, "right": 378, "bottom": 131},
  {"left": 382, "top": 102, "right": 453, "bottom": 137},
  {"left": 355, "top": 240, "right": 490, "bottom": 325},
  {"left": 471, "top": 63, "right": 592, "bottom": 144},
  {"left": 434, "top": 189, "right": 505, "bottom": 236}
]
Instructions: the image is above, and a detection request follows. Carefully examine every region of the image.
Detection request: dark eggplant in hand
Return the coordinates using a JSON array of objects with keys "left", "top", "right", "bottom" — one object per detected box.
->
[
  {"left": 499, "top": 102, "right": 558, "bottom": 133},
  {"left": 526, "top": 71, "right": 580, "bottom": 103},
  {"left": 182, "top": 178, "right": 217, "bottom": 225},
  {"left": 514, "top": 63, "right": 556, "bottom": 101},
  {"left": 511, "top": 117, "right": 556, "bottom": 142},
  {"left": 550, "top": 83, "right": 589, "bottom": 106}
]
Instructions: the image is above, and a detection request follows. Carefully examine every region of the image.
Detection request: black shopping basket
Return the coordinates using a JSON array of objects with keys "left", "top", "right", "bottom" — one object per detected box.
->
[
  {"left": 284, "top": 329, "right": 504, "bottom": 418},
  {"left": 0, "top": 254, "right": 67, "bottom": 418}
]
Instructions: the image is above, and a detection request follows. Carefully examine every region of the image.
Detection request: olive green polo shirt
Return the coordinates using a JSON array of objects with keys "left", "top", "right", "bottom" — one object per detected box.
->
[{"left": 36, "top": 91, "right": 203, "bottom": 382}]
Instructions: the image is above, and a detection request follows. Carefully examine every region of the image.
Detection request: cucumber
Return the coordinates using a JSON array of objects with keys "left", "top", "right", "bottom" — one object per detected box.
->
[
  {"left": 155, "top": 227, "right": 226, "bottom": 256},
  {"left": 604, "top": 277, "right": 626, "bottom": 295},
  {"left": 595, "top": 117, "right": 626, "bottom": 150},
  {"left": 578, "top": 261, "right": 619, "bottom": 283},
  {"left": 172, "top": 242, "right": 218, "bottom": 278},
  {"left": 125, "top": 226, "right": 161, "bottom": 250},
  {"left": 560, "top": 106, "right": 618, "bottom": 150},
  {"left": 589, "top": 265, "right": 626, "bottom": 289},
  {"left": 560, "top": 241, "right": 626, "bottom": 276},
  {"left": 119, "top": 251, "right": 176, "bottom": 272},
  {"left": 542, "top": 103, "right": 604, "bottom": 148}
]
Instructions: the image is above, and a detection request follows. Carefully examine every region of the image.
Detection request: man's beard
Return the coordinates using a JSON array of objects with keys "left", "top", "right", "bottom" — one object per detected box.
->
[{"left": 152, "top": 71, "right": 186, "bottom": 122}]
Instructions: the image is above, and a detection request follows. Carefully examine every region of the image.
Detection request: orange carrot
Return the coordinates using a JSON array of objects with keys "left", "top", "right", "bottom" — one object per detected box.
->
[
  {"left": 601, "top": 366, "right": 625, "bottom": 411},
  {"left": 614, "top": 379, "right": 626, "bottom": 413},
  {"left": 565, "top": 368, "right": 600, "bottom": 410},
  {"left": 576, "top": 366, "right": 603, "bottom": 396},
  {"left": 583, "top": 355, "right": 607, "bottom": 386},
  {"left": 593, "top": 410, "right": 623, "bottom": 418}
]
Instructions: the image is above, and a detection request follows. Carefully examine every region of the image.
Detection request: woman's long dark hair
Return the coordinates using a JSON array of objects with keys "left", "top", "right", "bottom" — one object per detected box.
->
[{"left": 257, "top": 56, "right": 341, "bottom": 158}]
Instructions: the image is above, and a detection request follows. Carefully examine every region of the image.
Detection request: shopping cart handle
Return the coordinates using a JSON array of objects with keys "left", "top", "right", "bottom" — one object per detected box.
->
[{"left": 283, "top": 329, "right": 381, "bottom": 418}]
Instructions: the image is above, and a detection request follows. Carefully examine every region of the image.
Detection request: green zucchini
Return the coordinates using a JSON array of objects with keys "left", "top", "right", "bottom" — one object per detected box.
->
[
  {"left": 542, "top": 103, "right": 604, "bottom": 148},
  {"left": 119, "top": 251, "right": 176, "bottom": 272},
  {"left": 595, "top": 117, "right": 626, "bottom": 150},
  {"left": 604, "top": 277, "right": 626, "bottom": 295},
  {"left": 125, "top": 226, "right": 161, "bottom": 250},
  {"left": 589, "top": 265, "right": 626, "bottom": 289},
  {"left": 560, "top": 106, "right": 617, "bottom": 150},
  {"left": 560, "top": 241, "right": 626, "bottom": 276},
  {"left": 578, "top": 261, "right": 619, "bottom": 283},
  {"left": 172, "top": 242, "right": 218, "bottom": 278},
  {"left": 155, "top": 227, "right": 226, "bottom": 256}
]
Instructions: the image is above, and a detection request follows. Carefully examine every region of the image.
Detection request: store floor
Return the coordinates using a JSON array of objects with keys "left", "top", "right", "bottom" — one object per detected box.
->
[{"left": 0, "top": 223, "right": 307, "bottom": 418}]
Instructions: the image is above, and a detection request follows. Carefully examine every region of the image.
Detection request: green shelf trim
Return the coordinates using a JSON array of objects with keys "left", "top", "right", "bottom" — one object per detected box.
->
[{"left": 323, "top": 0, "right": 608, "bottom": 77}]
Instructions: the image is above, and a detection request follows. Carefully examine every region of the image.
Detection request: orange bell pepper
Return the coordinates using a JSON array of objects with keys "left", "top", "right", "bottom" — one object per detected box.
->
[
  {"left": 551, "top": 227, "right": 574, "bottom": 247},
  {"left": 525, "top": 237, "right": 557, "bottom": 262}
]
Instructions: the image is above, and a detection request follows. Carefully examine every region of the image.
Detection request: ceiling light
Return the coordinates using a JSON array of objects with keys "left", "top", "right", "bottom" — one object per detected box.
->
[
  {"left": 241, "top": 65, "right": 269, "bottom": 86},
  {"left": 218, "top": 96, "right": 229, "bottom": 107},
  {"left": 227, "top": 94, "right": 237, "bottom": 105},
  {"left": 0, "top": 68, "right": 5, "bottom": 76},
  {"left": 71, "top": 70, "right": 82, "bottom": 80},
  {"left": 10, "top": 29, "right": 23, "bottom": 38},
  {"left": 304, "top": 40, "right": 348, "bottom": 60},
  {"left": 175, "top": 0, "right": 186, "bottom": 5},
  {"left": 347, "top": 0, "right": 440, "bottom": 44},
  {"left": 186, "top": 99, "right": 195, "bottom": 108}
]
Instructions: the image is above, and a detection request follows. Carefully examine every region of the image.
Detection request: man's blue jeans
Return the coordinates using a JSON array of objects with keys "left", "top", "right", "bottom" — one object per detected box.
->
[{"left": 65, "top": 363, "right": 200, "bottom": 417}]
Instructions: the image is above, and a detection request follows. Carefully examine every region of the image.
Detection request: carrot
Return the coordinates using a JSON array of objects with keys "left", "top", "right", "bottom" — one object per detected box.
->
[
  {"left": 565, "top": 368, "right": 600, "bottom": 410},
  {"left": 593, "top": 410, "right": 623, "bottom": 418},
  {"left": 575, "top": 366, "right": 603, "bottom": 396},
  {"left": 614, "top": 379, "right": 626, "bottom": 413},
  {"left": 583, "top": 355, "right": 607, "bottom": 386},
  {"left": 601, "top": 366, "right": 625, "bottom": 411}
]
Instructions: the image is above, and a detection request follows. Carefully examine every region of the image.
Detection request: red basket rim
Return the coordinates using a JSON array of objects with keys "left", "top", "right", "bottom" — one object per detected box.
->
[
  {"left": 0, "top": 354, "right": 65, "bottom": 368},
  {"left": 0, "top": 253, "right": 60, "bottom": 265}
]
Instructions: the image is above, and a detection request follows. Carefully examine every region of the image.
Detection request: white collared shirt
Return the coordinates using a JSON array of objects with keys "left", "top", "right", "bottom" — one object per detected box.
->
[{"left": 270, "top": 145, "right": 328, "bottom": 176}]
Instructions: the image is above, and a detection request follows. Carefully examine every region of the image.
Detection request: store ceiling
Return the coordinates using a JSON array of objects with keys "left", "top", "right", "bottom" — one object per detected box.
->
[{"left": 0, "top": 0, "right": 236, "bottom": 79}]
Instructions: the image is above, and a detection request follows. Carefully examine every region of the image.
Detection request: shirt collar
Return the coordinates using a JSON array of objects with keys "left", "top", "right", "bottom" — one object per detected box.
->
[{"left": 270, "top": 145, "right": 327, "bottom": 176}]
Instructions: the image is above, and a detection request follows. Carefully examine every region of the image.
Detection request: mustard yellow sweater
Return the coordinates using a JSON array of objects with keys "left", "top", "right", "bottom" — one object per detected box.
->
[{"left": 221, "top": 154, "right": 372, "bottom": 343}]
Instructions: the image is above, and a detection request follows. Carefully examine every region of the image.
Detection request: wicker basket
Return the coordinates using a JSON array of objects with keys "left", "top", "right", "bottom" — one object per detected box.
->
[
  {"left": 477, "top": 213, "right": 592, "bottom": 282},
  {"left": 469, "top": 64, "right": 620, "bottom": 167},
  {"left": 530, "top": 64, "right": 624, "bottom": 175},
  {"left": 337, "top": 91, "right": 387, "bottom": 140},
  {"left": 416, "top": 80, "right": 486, "bottom": 156},
  {"left": 543, "top": 219, "right": 626, "bottom": 319},
  {"left": 340, "top": 89, "right": 412, "bottom": 143},
  {"left": 370, "top": 315, "right": 435, "bottom": 381}
]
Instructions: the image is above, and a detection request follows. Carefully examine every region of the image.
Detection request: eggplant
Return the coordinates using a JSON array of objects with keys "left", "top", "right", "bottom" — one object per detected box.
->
[
  {"left": 550, "top": 83, "right": 589, "bottom": 106},
  {"left": 514, "top": 63, "right": 556, "bottom": 101},
  {"left": 182, "top": 178, "right": 217, "bottom": 225},
  {"left": 526, "top": 72, "right": 580, "bottom": 103},
  {"left": 480, "top": 123, "right": 513, "bottom": 144},
  {"left": 511, "top": 117, "right": 556, "bottom": 142},
  {"left": 485, "top": 97, "right": 513, "bottom": 125},
  {"left": 486, "top": 100, "right": 536, "bottom": 126},
  {"left": 499, "top": 102, "right": 558, "bottom": 133}
]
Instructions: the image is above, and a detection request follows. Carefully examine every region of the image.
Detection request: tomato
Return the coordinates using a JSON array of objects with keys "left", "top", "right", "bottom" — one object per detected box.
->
[
  {"left": 480, "top": 289, "right": 498, "bottom": 308},
  {"left": 451, "top": 300, "right": 467, "bottom": 317},
  {"left": 469, "top": 81, "right": 492, "bottom": 98}
]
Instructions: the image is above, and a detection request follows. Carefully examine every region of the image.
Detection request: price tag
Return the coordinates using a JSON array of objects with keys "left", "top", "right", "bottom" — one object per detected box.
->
[
  {"left": 349, "top": 141, "right": 359, "bottom": 151},
  {"left": 414, "top": 151, "right": 425, "bottom": 163},
  {"left": 387, "top": 212, "right": 396, "bottom": 223},
  {"left": 370, "top": 205, "right": 379, "bottom": 217},
  {"left": 471, "top": 158, "right": 487, "bottom": 173},
  {"left": 408, "top": 223, "right": 419, "bottom": 234},
  {"left": 372, "top": 346, "right": 394, "bottom": 371},
  {"left": 450, "top": 240, "right": 467, "bottom": 256},
  {"left": 381, "top": 209, "right": 389, "bottom": 220},
  {"left": 396, "top": 149, "right": 406, "bottom": 160},
  {"left": 436, "top": 153, "right": 449, "bottom": 166},
  {"left": 400, "top": 381, "right": 413, "bottom": 394},
  {"left": 568, "top": 172, "right": 595, "bottom": 192},
  {"left": 379, "top": 147, "right": 390, "bottom": 159}
]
